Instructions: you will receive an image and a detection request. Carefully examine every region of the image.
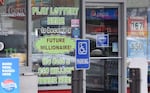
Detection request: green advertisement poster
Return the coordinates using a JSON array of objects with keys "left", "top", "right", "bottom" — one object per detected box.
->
[{"left": 35, "top": 35, "right": 75, "bottom": 54}]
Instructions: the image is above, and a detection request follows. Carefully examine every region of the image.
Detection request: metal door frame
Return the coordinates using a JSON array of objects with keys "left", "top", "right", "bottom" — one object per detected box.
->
[{"left": 81, "top": 0, "right": 126, "bottom": 93}]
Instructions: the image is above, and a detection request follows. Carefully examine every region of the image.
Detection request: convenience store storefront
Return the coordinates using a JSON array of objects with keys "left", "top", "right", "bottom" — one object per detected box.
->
[
  {"left": 0, "top": 1, "right": 126, "bottom": 93},
  {"left": 126, "top": 0, "right": 150, "bottom": 93},
  {"left": 2, "top": 0, "right": 150, "bottom": 93}
]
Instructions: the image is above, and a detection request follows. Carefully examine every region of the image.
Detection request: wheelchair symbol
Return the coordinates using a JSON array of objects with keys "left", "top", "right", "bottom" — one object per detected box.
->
[{"left": 78, "top": 42, "right": 87, "bottom": 55}]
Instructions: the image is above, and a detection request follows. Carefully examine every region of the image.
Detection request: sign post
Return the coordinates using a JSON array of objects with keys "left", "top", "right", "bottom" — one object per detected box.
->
[
  {"left": 75, "top": 39, "right": 90, "bottom": 70},
  {"left": 72, "top": 39, "right": 90, "bottom": 93}
]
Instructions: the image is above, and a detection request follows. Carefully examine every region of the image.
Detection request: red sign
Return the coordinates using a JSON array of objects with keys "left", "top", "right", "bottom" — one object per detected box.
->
[
  {"left": 127, "top": 17, "right": 148, "bottom": 37},
  {"left": 39, "top": 90, "right": 71, "bottom": 93}
]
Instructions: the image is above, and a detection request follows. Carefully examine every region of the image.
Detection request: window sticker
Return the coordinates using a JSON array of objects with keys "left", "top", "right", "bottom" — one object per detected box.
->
[{"left": 96, "top": 34, "right": 109, "bottom": 47}]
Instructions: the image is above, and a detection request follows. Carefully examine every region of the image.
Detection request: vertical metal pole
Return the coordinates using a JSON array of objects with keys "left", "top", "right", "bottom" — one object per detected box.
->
[
  {"left": 72, "top": 70, "right": 86, "bottom": 93},
  {"left": 83, "top": 70, "right": 86, "bottom": 93},
  {"left": 120, "top": 2, "right": 127, "bottom": 93},
  {"left": 79, "top": 70, "right": 83, "bottom": 93},
  {"left": 26, "top": 0, "right": 32, "bottom": 69},
  {"left": 123, "top": 2, "right": 127, "bottom": 93},
  {"left": 79, "top": 70, "right": 86, "bottom": 93},
  {"left": 72, "top": 70, "right": 79, "bottom": 93}
]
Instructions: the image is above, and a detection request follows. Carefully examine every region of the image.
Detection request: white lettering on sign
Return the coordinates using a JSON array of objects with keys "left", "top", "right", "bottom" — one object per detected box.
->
[
  {"left": 131, "top": 21, "right": 144, "bottom": 31},
  {"left": 2, "top": 62, "right": 15, "bottom": 76},
  {"left": 77, "top": 59, "right": 89, "bottom": 64}
]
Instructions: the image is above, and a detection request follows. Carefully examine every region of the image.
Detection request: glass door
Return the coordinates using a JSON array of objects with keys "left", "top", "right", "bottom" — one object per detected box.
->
[{"left": 85, "top": 3, "right": 122, "bottom": 93}]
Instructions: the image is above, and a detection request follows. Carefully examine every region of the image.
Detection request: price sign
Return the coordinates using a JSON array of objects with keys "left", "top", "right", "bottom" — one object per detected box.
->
[
  {"left": 130, "top": 42, "right": 143, "bottom": 51},
  {"left": 128, "top": 17, "right": 147, "bottom": 37},
  {"left": 127, "top": 39, "right": 147, "bottom": 58},
  {"left": 131, "top": 21, "right": 144, "bottom": 31}
]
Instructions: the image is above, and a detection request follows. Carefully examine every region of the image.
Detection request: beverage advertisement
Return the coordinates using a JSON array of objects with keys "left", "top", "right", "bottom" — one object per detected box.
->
[
  {"left": 86, "top": 8, "right": 118, "bottom": 20},
  {"left": 0, "top": 58, "right": 19, "bottom": 93}
]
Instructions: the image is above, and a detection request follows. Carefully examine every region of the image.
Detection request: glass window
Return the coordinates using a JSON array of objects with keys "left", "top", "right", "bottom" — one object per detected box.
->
[
  {"left": 31, "top": 0, "right": 81, "bottom": 89},
  {"left": 85, "top": 6, "right": 120, "bottom": 93},
  {"left": 127, "top": 8, "right": 147, "bottom": 58},
  {"left": 0, "top": 0, "right": 27, "bottom": 66},
  {"left": 86, "top": 8, "right": 119, "bottom": 57},
  {"left": 86, "top": 59, "right": 118, "bottom": 91}
]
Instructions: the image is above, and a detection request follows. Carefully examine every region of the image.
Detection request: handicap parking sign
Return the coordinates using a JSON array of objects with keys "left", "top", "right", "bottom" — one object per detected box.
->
[
  {"left": 76, "top": 39, "right": 90, "bottom": 70},
  {"left": 78, "top": 41, "right": 87, "bottom": 55}
]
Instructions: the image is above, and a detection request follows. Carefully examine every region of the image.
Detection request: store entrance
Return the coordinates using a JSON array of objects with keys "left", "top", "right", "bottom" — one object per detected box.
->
[{"left": 83, "top": 2, "right": 125, "bottom": 93}]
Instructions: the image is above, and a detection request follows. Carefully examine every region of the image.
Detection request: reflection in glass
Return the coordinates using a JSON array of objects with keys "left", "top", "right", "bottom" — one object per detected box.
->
[
  {"left": 86, "top": 59, "right": 118, "bottom": 92},
  {"left": 0, "top": 0, "right": 27, "bottom": 66},
  {"left": 31, "top": 0, "right": 80, "bottom": 88},
  {"left": 86, "top": 8, "right": 118, "bottom": 57}
]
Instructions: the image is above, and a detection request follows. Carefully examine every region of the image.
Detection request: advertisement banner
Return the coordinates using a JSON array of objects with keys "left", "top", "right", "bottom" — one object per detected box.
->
[
  {"left": 0, "top": 58, "right": 19, "bottom": 93},
  {"left": 127, "top": 17, "right": 148, "bottom": 37},
  {"left": 127, "top": 38, "right": 147, "bottom": 58},
  {"left": 31, "top": 0, "right": 81, "bottom": 88},
  {"left": 86, "top": 8, "right": 118, "bottom": 20},
  {"left": 35, "top": 35, "right": 75, "bottom": 54}
]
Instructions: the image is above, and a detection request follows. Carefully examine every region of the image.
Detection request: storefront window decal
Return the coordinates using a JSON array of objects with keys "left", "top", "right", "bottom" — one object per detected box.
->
[
  {"left": 35, "top": 35, "right": 75, "bottom": 54},
  {"left": 32, "top": 0, "right": 80, "bottom": 88}
]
